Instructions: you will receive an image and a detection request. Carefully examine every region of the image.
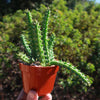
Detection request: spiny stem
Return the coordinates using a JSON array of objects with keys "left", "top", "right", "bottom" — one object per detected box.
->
[
  {"left": 21, "top": 34, "right": 31, "bottom": 57},
  {"left": 48, "top": 33, "right": 55, "bottom": 61},
  {"left": 35, "top": 20, "right": 46, "bottom": 66},
  {"left": 50, "top": 60, "right": 91, "bottom": 86},
  {"left": 26, "top": 10, "right": 33, "bottom": 24},
  {"left": 26, "top": 11, "right": 37, "bottom": 60},
  {"left": 42, "top": 9, "right": 50, "bottom": 64},
  {"left": 17, "top": 52, "right": 31, "bottom": 63}
]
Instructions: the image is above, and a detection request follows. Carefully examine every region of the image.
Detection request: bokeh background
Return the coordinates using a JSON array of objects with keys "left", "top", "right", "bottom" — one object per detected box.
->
[{"left": 0, "top": 0, "right": 100, "bottom": 100}]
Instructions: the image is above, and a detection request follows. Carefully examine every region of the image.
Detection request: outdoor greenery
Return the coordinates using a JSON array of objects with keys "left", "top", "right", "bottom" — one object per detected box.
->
[
  {"left": 18, "top": 9, "right": 91, "bottom": 86},
  {"left": 0, "top": 0, "right": 100, "bottom": 99}
]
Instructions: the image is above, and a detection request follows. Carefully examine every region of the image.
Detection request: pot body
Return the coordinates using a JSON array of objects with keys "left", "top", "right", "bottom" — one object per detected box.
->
[{"left": 19, "top": 63, "right": 59, "bottom": 96}]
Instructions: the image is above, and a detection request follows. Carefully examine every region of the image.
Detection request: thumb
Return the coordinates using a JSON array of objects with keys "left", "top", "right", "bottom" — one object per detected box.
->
[
  {"left": 27, "top": 90, "right": 38, "bottom": 100},
  {"left": 40, "top": 94, "right": 52, "bottom": 100}
]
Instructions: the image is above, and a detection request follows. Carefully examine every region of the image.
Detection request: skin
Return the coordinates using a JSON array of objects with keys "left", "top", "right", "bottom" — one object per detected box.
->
[{"left": 17, "top": 89, "right": 52, "bottom": 100}]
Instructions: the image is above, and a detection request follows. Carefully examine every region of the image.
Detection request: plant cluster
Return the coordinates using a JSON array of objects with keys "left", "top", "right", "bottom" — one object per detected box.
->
[{"left": 17, "top": 9, "right": 91, "bottom": 86}]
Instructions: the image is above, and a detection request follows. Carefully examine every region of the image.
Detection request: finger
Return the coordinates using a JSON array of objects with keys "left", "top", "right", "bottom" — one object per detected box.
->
[
  {"left": 26, "top": 90, "right": 38, "bottom": 100},
  {"left": 17, "top": 89, "right": 27, "bottom": 100},
  {"left": 40, "top": 94, "right": 52, "bottom": 100}
]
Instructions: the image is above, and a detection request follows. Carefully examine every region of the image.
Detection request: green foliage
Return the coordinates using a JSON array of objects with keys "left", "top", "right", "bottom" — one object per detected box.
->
[
  {"left": 50, "top": 60, "right": 92, "bottom": 86},
  {"left": 17, "top": 9, "right": 55, "bottom": 67},
  {"left": 86, "top": 63, "right": 95, "bottom": 73},
  {"left": 17, "top": 8, "right": 91, "bottom": 86},
  {"left": 18, "top": 10, "right": 50, "bottom": 66},
  {"left": 0, "top": 30, "right": 18, "bottom": 80},
  {"left": 1, "top": 0, "right": 100, "bottom": 98},
  {"left": 41, "top": 9, "right": 50, "bottom": 64}
]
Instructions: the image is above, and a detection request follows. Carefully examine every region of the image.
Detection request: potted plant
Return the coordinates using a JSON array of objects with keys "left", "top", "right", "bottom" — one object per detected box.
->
[{"left": 17, "top": 9, "right": 91, "bottom": 96}]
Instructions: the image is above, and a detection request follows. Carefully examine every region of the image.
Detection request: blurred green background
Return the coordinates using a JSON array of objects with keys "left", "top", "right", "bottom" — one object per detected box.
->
[{"left": 0, "top": 0, "right": 100, "bottom": 99}]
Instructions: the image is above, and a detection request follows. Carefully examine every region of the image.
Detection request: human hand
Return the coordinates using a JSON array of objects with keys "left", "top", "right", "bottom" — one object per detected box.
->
[{"left": 17, "top": 89, "right": 52, "bottom": 100}]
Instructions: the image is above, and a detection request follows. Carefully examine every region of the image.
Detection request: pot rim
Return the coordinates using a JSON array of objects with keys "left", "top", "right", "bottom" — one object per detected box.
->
[{"left": 19, "top": 62, "right": 58, "bottom": 68}]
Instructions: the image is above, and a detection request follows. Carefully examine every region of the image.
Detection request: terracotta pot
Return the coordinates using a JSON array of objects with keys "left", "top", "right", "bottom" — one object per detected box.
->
[{"left": 19, "top": 63, "right": 59, "bottom": 96}]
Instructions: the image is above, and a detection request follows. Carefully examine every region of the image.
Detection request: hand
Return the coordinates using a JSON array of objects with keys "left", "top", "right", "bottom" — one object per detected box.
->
[{"left": 17, "top": 89, "right": 52, "bottom": 100}]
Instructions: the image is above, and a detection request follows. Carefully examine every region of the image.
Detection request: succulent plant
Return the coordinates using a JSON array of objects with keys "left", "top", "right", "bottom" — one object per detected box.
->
[{"left": 17, "top": 9, "right": 92, "bottom": 86}]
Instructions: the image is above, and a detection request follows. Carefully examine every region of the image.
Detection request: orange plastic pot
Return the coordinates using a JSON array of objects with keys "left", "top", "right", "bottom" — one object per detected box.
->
[{"left": 19, "top": 63, "right": 59, "bottom": 96}]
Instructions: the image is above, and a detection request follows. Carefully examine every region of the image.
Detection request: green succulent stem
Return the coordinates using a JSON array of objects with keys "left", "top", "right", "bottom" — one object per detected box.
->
[
  {"left": 50, "top": 60, "right": 91, "bottom": 86},
  {"left": 21, "top": 34, "right": 31, "bottom": 57},
  {"left": 17, "top": 52, "right": 31, "bottom": 63},
  {"left": 48, "top": 33, "right": 55, "bottom": 61},
  {"left": 34, "top": 20, "right": 46, "bottom": 66},
  {"left": 26, "top": 10, "right": 33, "bottom": 24},
  {"left": 26, "top": 11, "right": 37, "bottom": 59},
  {"left": 42, "top": 9, "right": 50, "bottom": 64}
]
